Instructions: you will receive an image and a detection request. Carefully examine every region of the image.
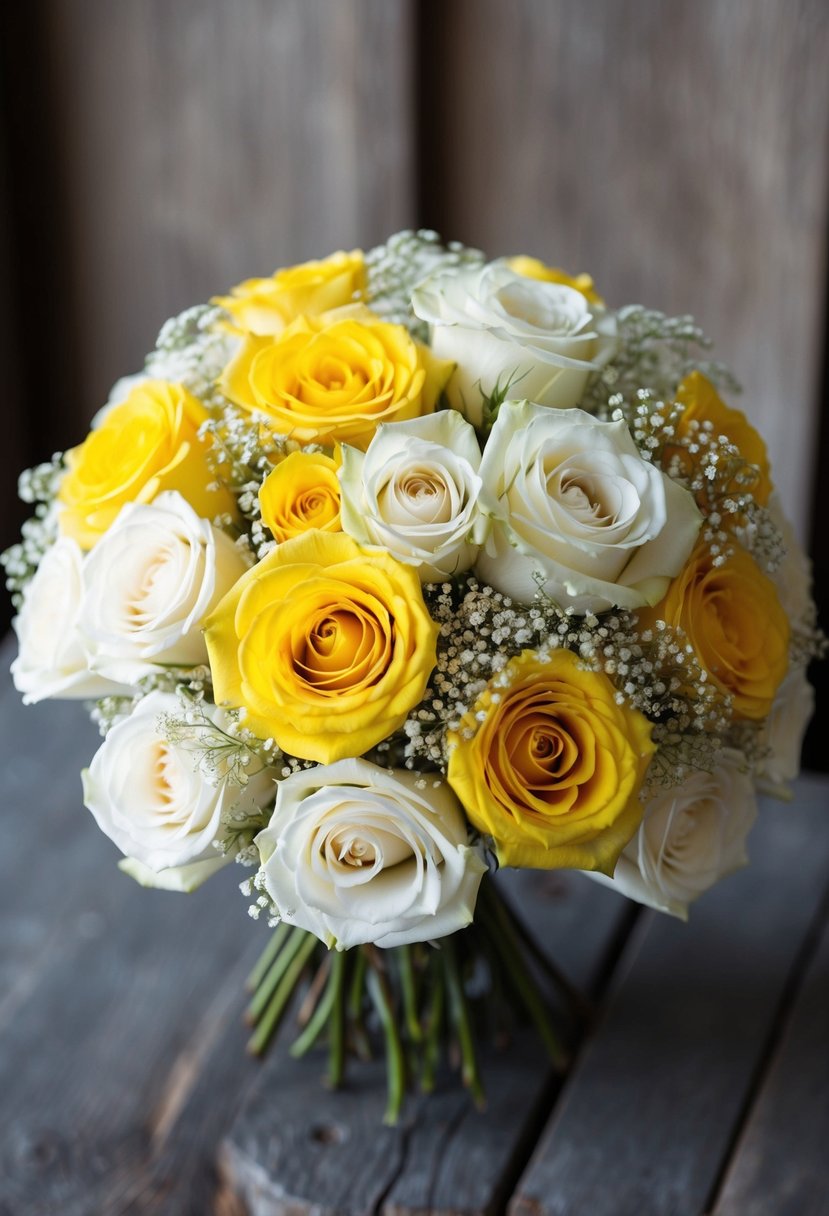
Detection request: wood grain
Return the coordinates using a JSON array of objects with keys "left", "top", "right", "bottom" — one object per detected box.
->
[
  {"left": 220, "top": 871, "right": 632, "bottom": 1216},
  {"left": 712, "top": 910, "right": 829, "bottom": 1216},
  {"left": 40, "top": 0, "right": 416, "bottom": 435},
  {"left": 510, "top": 775, "right": 829, "bottom": 1216},
  {"left": 421, "top": 0, "right": 829, "bottom": 536},
  {"left": 0, "top": 637, "right": 269, "bottom": 1215}
]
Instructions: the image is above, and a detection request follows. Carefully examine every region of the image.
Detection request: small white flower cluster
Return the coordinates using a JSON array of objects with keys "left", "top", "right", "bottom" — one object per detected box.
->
[
  {"left": 365, "top": 228, "right": 484, "bottom": 339},
  {"left": 399, "top": 576, "right": 729, "bottom": 779},
  {"left": 240, "top": 868, "right": 281, "bottom": 923},
  {"left": 146, "top": 304, "right": 235, "bottom": 406},
  {"left": 606, "top": 390, "right": 785, "bottom": 577},
  {"left": 584, "top": 304, "right": 739, "bottom": 416},
  {"left": 1, "top": 454, "right": 64, "bottom": 605},
  {"left": 4, "top": 229, "right": 823, "bottom": 940},
  {"left": 198, "top": 403, "right": 311, "bottom": 560}
]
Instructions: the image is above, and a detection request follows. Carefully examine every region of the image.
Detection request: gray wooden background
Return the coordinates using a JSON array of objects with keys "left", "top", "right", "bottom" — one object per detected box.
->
[{"left": 2, "top": 0, "right": 828, "bottom": 728}]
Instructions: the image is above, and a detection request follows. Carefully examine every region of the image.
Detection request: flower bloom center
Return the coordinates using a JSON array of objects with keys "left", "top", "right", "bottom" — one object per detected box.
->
[{"left": 293, "top": 602, "right": 391, "bottom": 694}]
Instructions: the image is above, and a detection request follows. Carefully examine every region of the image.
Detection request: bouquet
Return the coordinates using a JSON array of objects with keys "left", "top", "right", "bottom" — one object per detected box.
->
[{"left": 5, "top": 231, "right": 822, "bottom": 1122}]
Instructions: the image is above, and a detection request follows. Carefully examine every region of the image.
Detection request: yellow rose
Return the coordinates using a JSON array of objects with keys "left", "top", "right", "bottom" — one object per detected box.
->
[
  {"left": 672, "top": 371, "right": 772, "bottom": 506},
  {"left": 204, "top": 530, "right": 438, "bottom": 763},
  {"left": 447, "top": 648, "right": 654, "bottom": 874},
  {"left": 58, "top": 380, "right": 235, "bottom": 549},
  {"left": 220, "top": 306, "right": 450, "bottom": 450},
  {"left": 639, "top": 541, "right": 789, "bottom": 721},
  {"left": 213, "top": 250, "right": 365, "bottom": 336},
  {"left": 506, "top": 254, "right": 604, "bottom": 307},
  {"left": 259, "top": 451, "right": 341, "bottom": 543}
]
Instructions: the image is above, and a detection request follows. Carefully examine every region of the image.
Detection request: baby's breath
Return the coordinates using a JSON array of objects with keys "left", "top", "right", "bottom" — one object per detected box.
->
[
  {"left": 146, "top": 304, "right": 235, "bottom": 406},
  {"left": 586, "top": 306, "right": 740, "bottom": 416},
  {"left": 365, "top": 229, "right": 484, "bottom": 338},
  {"left": 1, "top": 455, "right": 64, "bottom": 603},
  {"left": 401, "top": 576, "right": 729, "bottom": 775}
]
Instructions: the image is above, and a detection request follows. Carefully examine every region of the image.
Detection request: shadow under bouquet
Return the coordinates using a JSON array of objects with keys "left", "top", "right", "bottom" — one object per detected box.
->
[{"left": 4, "top": 232, "right": 822, "bottom": 1122}]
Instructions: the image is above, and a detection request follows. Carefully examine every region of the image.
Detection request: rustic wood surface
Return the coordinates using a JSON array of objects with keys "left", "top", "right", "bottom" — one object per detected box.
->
[
  {"left": 221, "top": 871, "right": 632, "bottom": 1216},
  {"left": 421, "top": 0, "right": 829, "bottom": 538},
  {"left": 0, "top": 627, "right": 827, "bottom": 1215},
  {"left": 511, "top": 773, "right": 829, "bottom": 1216},
  {"left": 0, "top": 636, "right": 268, "bottom": 1215},
  {"left": 35, "top": 0, "right": 416, "bottom": 434}
]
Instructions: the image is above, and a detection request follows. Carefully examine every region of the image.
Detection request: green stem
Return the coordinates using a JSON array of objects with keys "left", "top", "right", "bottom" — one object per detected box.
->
[
  {"left": 246, "top": 926, "right": 309, "bottom": 1025},
  {"left": 366, "top": 966, "right": 406, "bottom": 1125},
  {"left": 347, "top": 946, "right": 372, "bottom": 1060},
  {"left": 478, "top": 896, "right": 568, "bottom": 1071},
  {"left": 488, "top": 882, "right": 593, "bottom": 1019},
  {"left": 290, "top": 954, "right": 337, "bottom": 1059},
  {"left": 247, "top": 931, "right": 318, "bottom": 1056},
  {"left": 398, "top": 944, "right": 423, "bottom": 1043},
  {"left": 420, "top": 962, "right": 445, "bottom": 1094},
  {"left": 245, "top": 921, "right": 291, "bottom": 992},
  {"left": 442, "top": 938, "right": 485, "bottom": 1109},
  {"left": 347, "top": 947, "right": 368, "bottom": 1020},
  {"left": 327, "top": 951, "right": 346, "bottom": 1088}
]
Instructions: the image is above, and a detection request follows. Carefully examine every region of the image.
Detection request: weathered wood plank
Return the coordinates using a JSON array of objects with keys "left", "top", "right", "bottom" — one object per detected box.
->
[
  {"left": 510, "top": 775, "right": 829, "bottom": 1216},
  {"left": 0, "top": 636, "right": 269, "bottom": 1215},
  {"left": 220, "top": 870, "right": 633, "bottom": 1216},
  {"left": 41, "top": 0, "right": 416, "bottom": 430},
  {"left": 421, "top": 0, "right": 829, "bottom": 536},
  {"left": 712, "top": 910, "right": 829, "bottom": 1216}
]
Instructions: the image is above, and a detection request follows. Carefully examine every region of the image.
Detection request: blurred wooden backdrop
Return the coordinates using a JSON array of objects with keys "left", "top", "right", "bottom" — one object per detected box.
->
[{"left": 2, "top": 0, "right": 828, "bottom": 740}]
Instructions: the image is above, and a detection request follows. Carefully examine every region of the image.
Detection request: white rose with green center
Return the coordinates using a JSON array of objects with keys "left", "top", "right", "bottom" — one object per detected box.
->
[
  {"left": 411, "top": 259, "right": 617, "bottom": 425},
  {"left": 476, "top": 400, "right": 702, "bottom": 613},
  {"left": 255, "top": 759, "right": 487, "bottom": 949},
  {"left": 338, "top": 412, "right": 490, "bottom": 581}
]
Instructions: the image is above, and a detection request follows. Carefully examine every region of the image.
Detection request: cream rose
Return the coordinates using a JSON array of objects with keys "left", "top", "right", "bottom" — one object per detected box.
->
[
  {"left": 476, "top": 401, "right": 702, "bottom": 613},
  {"left": 411, "top": 259, "right": 617, "bottom": 425},
  {"left": 11, "top": 537, "right": 123, "bottom": 704},
  {"left": 758, "top": 665, "right": 814, "bottom": 792},
  {"left": 255, "top": 759, "right": 487, "bottom": 949},
  {"left": 592, "top": 750, "right": 758, "bottom": 919},
  {"left": 83, "top": 691, "right": 275, "bottom": 884},
  {"left": 338, "top": 411, "right": 490, "bottom": 581},
  {"left": 80, "top": 492, "right": 248, "bottom": 686}
]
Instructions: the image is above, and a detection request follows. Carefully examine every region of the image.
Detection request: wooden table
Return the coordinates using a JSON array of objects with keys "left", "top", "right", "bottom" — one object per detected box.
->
[{"left": 1, "top": 634, "right": 827, "bottom": 1216}]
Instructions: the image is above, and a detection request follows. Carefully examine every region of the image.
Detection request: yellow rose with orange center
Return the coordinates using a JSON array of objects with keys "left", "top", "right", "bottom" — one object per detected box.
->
[
  {"left": 447, "top": 648, "right": 655, "bottom": 874},
  {"left": 670, "top": 371, "right": 772, "bottom": 507},
  {"left": 639, "top": 541, "right": 789, "bottom": 721},
  {"left": 58, "top": 380, "right": 235, "bottom": 549},
  {"left": 506, "top": 254, "right": 604, "bottom": 307},
  {"left": 259, "top": 451, "right": 341, "bottom": 544},
  {"left": 204, "top": 531, "right": 438, "bottom": 763},
  {"left": 213, "top": 250, "right": 365, "bottom": 336},
  {"left": 219, "top": 306, "right": 451, "bottom": 450}
]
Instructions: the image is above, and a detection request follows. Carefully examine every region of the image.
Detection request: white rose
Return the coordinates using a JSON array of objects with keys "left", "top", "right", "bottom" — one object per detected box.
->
[
  {"left": 83, "top": 690, "right": 275, "bottom": 883},
  {"left": 255, "top": 758, "right": 487, "bottom": 949},
  {"left": 476, "top": 400, "right": 702, "bottom": 613},
  {"left": 11, "top": 536, "right": 124, "bottom": 704},
  {"left": 592, "top": 749, "right": 758, "bottom": 919},
  {"left": 758, "top": 664, "right": 814, "bottom": 792},
  {"left": 411, "top": 259, "right": 617, "bottom": 425},
  {"left": 766, "top": 495, "right": 813, "bottom": 628},
  {"left": 80, "top": 491, "right": 248, "bottom": 686},
  {"left": 338, "top": 412, "right": 490, "bottom": 581}
]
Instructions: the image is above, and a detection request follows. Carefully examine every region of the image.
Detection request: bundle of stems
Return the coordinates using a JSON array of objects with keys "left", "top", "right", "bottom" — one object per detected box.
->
[{"left": 244, "top": 875, "right": 586, "bottom": 1124}]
